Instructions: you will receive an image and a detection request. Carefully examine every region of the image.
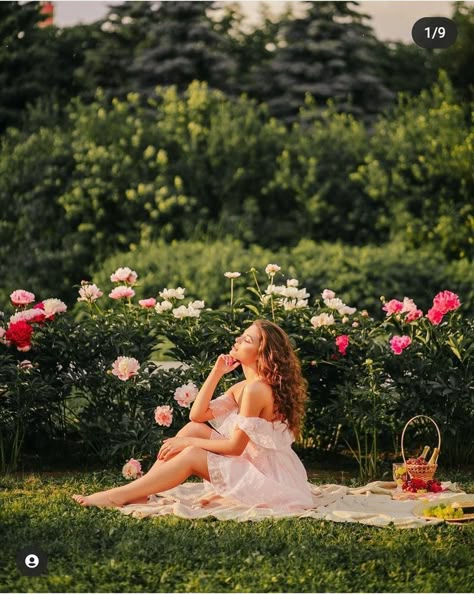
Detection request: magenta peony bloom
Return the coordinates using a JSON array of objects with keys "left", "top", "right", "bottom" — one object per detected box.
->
[
  {"left": 109, "top": 286, "right": 135, "bottom": 300},
  {"left": 382, "top": 299, "right": 404, "bottom": 316},
  {"left": 390, "top": 335, "right": 412, "bottom": 355},
  {"left": 154, "top": 405, "right": 173, "bottom": 427},
  {"left": 10, "top": 290, "right": 35, "bottom": 307},
  {"left": 432, "top": 290, "right": 461, "bottom": 315},
  {"left": 111, "top": 356, "right": 140, "bottom": 381},
  {"left": 139, "top": 298, "right": 157, "bottom": 308},
  {"left": 427, "top": 307, "right": 444, "bottom": 325},
  {"left": 406, "top": 309, "right": 423, "bottom": 323},
  {"left": 335, "top": 334, "right": 349, "bottom": 356}
]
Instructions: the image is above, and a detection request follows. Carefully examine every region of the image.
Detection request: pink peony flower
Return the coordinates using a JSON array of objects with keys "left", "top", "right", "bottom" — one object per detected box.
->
[
  {"left": 78, "top": 283, "right": 103, "bottom": 303},
  {"left": 10, "top": 290, "right": 35, "bottom": 307},
  {"left": 111, "top": 356, "right": 140, "bottom": 381},
  {"left": 401, "top": 297, "right": 417, "bottom": 314},
  {"left": 18, "top": 360, "right": 34, "bottom": 371},
  {"left": 174, "top": 382, "right": 199, "bottom": 408},
  {"left": 427, "top": 307, "right": 444, "bottom": 325},
  {"left": 0, "top": 327, "right": 6, "bottom": 344},
  {"left": 335, "top": 335, "right": 349, "bottom": 356},
  {"left": 406, "top": 309, "right": 423, "bottom": 323},
  {"left": 10, "top": 308, "right": 45, "bottom": 325},
  {"left": 109, "top": 286, "right": 135, "bottom": 300},
  {"left": 382, "top": 299, "right": 404, "bottom": 316},
  {"left": 321, "top": 289, "right": 336, "bottom": 300},
  {"left": 110, "top": 267, "right": 138, "bottom": 285},
  {"left": 122, "top": 458, "right": 143, "bottom": 480},
  {"left": 390, "top": 335, "right": 412, "bottom": 355},
  {"left": 139, "top": 298, "right": 157, "bottom": 308},
  {"left": 432, "top": 290, "right": 461, "bottom": 315},
  {"left": 154, "top": 405, "right": 173, "bottom": 427}
]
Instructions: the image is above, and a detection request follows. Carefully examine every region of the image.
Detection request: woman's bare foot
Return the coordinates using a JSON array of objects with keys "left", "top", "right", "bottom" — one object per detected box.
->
[{"left": 72, "top": 490, "right": 124, "bottom": 508}]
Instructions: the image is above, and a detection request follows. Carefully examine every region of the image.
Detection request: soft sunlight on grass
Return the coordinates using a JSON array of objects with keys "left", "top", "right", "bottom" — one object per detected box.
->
[{"left": 1, "top": 471, "right": 473, "bottom": 592}]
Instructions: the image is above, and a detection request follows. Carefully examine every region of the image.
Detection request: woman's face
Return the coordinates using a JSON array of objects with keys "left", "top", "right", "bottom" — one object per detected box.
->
[{"left": 229, "top": 324, "right": 261, "bottom": 365}]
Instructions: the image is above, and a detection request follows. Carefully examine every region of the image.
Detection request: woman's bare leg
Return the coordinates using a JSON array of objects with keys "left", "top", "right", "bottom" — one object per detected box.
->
[
  {"left": 72, "top": 446, "right": 210, "bottom": 507},
  {"left": 125, "top": 422, "right": 213, "bottom": 504},
  {"left": 73, "top": 422, "right": 213, "bottom": 507}
]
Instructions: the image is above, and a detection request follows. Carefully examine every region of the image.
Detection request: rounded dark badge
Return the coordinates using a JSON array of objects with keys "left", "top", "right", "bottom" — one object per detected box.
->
[
  {"left": 16, "top": 546, "right": 48, "bottom": 576},
  {"left": 412, "top": 17, "right": 457, "bottom": 49}
]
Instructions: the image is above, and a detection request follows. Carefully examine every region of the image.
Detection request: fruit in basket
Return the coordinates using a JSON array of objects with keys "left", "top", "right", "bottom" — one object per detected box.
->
[{"left": 406, "top": 457, "right": 428, "bottom": 465}]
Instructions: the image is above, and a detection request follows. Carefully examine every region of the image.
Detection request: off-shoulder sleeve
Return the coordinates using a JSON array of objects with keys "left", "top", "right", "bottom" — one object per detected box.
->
[
  {"left": 207, "top": 393, "right": 238, "bottom": 431},
  {"left": 233, "top": 414, "right": 294, "bottom": 450}
]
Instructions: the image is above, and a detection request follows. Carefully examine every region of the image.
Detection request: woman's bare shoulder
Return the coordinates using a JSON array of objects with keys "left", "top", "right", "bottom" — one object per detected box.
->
[{"left": 227, "top": 380, "right": 247, "bottom": 404}]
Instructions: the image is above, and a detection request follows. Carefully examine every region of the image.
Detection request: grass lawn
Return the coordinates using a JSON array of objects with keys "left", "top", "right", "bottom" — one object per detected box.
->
[{"left": 1, "top": 467, "right": 473, "bottom": 593}]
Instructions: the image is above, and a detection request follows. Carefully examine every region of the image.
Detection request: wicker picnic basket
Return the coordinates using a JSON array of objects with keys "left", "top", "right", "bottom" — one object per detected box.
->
[{"left": 401, "top": 415, "right": 441, "bottom": 481}]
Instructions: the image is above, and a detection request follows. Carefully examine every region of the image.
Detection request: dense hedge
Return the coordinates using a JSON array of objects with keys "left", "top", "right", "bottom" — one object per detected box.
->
[
  {"left": 92, "top": 238, "right": 474, "bottom": 318},
  {"left": 1, "top": 268, "right": 472, "bottom": 478}
]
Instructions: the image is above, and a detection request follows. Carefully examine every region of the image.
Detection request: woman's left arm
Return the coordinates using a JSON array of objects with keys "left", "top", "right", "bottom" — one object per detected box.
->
[
  {"left": 191, "top": 382, "right": 270, "bottom": 456},
  {"left": 160, "top": 383, "right": 269, "bottom": 458}
]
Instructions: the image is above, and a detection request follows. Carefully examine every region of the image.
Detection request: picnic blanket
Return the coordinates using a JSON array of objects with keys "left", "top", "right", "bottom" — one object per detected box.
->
[{"left": 115, "top": 480, "right": 466, "bottom": 528}]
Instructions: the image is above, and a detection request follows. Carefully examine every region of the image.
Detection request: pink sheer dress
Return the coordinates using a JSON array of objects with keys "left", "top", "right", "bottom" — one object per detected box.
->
[{"left": 201, "top": 392, "right": 314, "bottom": 511}]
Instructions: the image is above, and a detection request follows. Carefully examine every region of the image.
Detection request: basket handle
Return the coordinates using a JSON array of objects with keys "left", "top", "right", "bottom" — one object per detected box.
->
[{"left": 401, "top": 415, "right": 441, "bottom": 465}]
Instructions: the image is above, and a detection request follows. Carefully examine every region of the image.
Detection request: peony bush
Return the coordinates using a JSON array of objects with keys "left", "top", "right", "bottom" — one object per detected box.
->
[{"left": 0, "top": 265, "right": 472, "bottom": 478}]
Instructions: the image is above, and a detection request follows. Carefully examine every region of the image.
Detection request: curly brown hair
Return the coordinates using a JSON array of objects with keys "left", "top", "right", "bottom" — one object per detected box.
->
[{"left": 253, "top": 319, "right": 308, "bottom": 440}]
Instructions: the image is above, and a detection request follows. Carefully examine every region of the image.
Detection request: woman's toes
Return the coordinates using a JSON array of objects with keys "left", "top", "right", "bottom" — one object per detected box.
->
[{"left": 72, "top": 494, "right": 87, "bottom": 505}]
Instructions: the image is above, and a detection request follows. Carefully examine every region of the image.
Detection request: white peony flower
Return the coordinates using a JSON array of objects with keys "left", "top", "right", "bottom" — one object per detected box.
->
[
  {"left": 338, "top": 305, "right": 357, "bottom": 315},
  {"left": 155, "top": 300, "right": 173, "bottom": 314},
  {"left": 224, "top": 272, "right": 241, "bottom": 279},
  {"left": 311, "top": 313, "right": 335, "bottom": 328},
  {"left": 172, "top": 305, "right": 201, "bottom": 319},
  {"left": 296, "top": 288, "right": 310, "bottom": 300},
  {"left": 287, "top": 279, "right": 299, "bottom": 287},
  {"left": 321, "top": 289, "right": 336, "bottom": 300},
  {"left": 189, "top": 300, "right": 205, "bottom": 309},
  {"left": 42, "top": 299, "right": 67, "bottom": 319},
  {"left": 265, "top": 264, "right": 281, "bottom": 275},
  {"left": 159, "top": 287, "right": 186, "bottom": 300},
  {"left": 281, "top": 286, "right": 300, "bottom": 299},
  {"left": 324, "top": 297, "right": 345, "bottom": 311}
]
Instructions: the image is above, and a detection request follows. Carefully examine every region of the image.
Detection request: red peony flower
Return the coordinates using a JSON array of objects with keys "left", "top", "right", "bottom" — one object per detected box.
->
[
  {"left": 335, "top": 335, "right": 349, "bottom": 356},
  {"left": 5, "top": 321, "right": 33, "bottom": 351}
]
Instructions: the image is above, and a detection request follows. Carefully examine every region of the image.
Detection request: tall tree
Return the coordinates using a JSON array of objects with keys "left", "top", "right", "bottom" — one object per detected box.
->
[
  {"left": 0, "top": 1, "right": 54, "bottom": 130},
  {"left": 130, "top": 1, "right": 237, "bottom": 96},
  {"left": 75, "top": 1, "right": 158, "bottom": 101},
  {"left": 259, "top": 1, "right": 394, "bottom": 124},
  {"left": 434, "top": 1, "right": 474, "bottom": 102}
]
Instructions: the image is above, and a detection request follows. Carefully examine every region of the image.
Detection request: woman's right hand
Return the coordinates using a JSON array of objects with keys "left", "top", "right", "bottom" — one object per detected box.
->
[{"left": 213, "top": 353, "right": 241, "bottom": 376}]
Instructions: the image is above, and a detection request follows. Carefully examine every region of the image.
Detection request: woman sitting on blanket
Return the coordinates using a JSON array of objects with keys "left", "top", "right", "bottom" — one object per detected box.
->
[{"left": 72, "top": 319, "right": 314, "bottom": 510}]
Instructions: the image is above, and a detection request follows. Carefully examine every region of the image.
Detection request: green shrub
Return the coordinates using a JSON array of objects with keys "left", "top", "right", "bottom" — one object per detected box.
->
[{"left": 93, "top": 238, "right": 474, "bottom": 316}]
